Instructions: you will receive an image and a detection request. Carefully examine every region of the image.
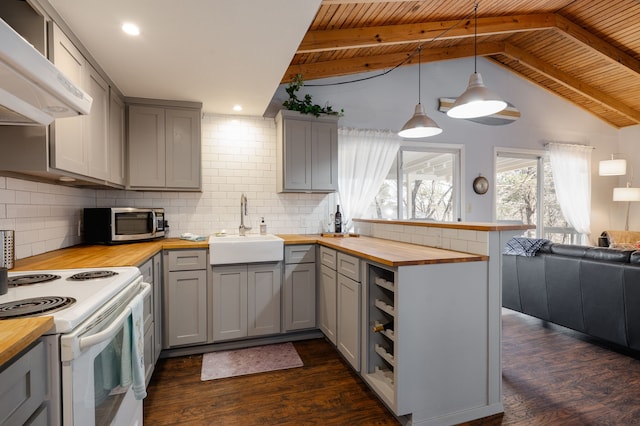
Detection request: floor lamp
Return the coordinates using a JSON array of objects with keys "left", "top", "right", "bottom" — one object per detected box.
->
[{"left": 613, "top": 185, "right": 640, "bottom": 231}]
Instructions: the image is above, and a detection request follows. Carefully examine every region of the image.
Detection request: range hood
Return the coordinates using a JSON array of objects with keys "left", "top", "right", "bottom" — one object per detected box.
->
[{"left": 0, "top": 17, "right": 92, "bottom": 126}]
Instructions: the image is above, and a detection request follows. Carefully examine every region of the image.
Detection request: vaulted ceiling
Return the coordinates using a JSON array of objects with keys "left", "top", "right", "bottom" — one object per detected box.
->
[{"left": 283, "top": 0, "right": 640, "bottom": 128}]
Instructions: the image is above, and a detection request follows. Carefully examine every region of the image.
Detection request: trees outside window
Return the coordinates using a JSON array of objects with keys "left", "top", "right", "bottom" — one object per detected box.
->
[
  {"left": 368, "top": 147, "right": 460, "bottom": 221},
  {"left": 496, "top": 151, "right": 576, "bottom": 243}
]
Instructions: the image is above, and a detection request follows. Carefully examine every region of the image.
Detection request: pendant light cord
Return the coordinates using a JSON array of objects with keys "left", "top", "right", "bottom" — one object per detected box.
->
[
  {"left": 418, "top": 45, "right": 422, "bottom": 104},
  {"left": 474, "top": 3, "right": 478, "bottom": 74}
]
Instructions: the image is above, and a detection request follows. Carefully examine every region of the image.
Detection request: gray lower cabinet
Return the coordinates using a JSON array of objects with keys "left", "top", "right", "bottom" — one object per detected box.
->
[
  {"left": 336, "top": 252, "right": 361, "bottom": 371},
  {"left": 164, "top": 249, "right": 208, "bottom": 348},
  {"left": 318, "top": 247, "right": 361, "bottom": 370},
  {"left": 0, "top": 341, "right": 47, "bottom": 425},
  {"left": 283, "top": 245, "right": 316, "bottom": 331},
  {"left": 127, "top": 99, "right": 202, "bottom": 191},
  {"left": 213, "top": 263, "right": 282, "bottom": 341},
  {"left": 139, "top": 252, "right": 162, "bottom": 386},
  {"left": 318, "top": 246, "right": 337, "bottom": 344}
]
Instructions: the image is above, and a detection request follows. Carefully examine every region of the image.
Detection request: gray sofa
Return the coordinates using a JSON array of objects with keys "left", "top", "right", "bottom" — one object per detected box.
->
[{"left": 502, "top": 240, "right": 640, "bottom": 351}]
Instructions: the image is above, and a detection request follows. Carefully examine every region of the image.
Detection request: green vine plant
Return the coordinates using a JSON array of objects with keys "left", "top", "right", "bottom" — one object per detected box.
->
[{"left": 283, "top": 74, "right": 344, "bottom": 117}]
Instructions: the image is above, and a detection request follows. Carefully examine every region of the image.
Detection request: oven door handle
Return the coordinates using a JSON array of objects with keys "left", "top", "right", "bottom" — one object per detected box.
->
[{"left": 78, "top": 282, "right": 151, "bottom": 351}]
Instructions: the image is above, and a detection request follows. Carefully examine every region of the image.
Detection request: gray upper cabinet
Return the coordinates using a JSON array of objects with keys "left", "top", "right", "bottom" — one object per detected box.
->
[
  {"left": 50, "top": 23, "right": 110, "bottom": 181},
  {"left": 0, "top": 14, "right": 125, "bottom": 188},
  {"left": 276, "top": 110, "right": 338, "bottom": 193},
  {"left": 127, "top": 99, "right": 202, "bottom": 191}
]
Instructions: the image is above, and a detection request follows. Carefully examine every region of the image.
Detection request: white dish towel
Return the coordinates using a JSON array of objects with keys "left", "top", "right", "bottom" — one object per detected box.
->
[{"left": 128, "top": 292, "right": 147, "bottom": 400}]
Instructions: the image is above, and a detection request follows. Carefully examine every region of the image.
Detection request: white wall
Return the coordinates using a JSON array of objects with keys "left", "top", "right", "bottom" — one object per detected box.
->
[{"left": 0, "top": 57, "right": 630, "bottom": 258}]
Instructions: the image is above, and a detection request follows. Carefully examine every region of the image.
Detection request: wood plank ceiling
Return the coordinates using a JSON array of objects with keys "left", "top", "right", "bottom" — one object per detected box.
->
[{"left": 283, "top": 0, "right": 640, "bottom": 128}]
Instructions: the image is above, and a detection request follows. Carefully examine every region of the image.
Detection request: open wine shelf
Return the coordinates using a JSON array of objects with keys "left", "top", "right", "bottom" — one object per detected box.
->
[{"left": 365, "top": 263, "right": 398, "bottom": 412}]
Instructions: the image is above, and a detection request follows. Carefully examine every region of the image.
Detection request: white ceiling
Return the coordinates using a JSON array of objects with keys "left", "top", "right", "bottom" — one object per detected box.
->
[{"left": 47, "top": 0, "right": 321, "bottom": 116}]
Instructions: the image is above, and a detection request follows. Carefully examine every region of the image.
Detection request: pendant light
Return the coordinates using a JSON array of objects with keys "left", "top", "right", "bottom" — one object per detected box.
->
[
  {"left": 447, "top": 3, "right": 507, "bottom": 119},
  {"left": 398, "top": 46, "right": 442, "bottom": 138}
]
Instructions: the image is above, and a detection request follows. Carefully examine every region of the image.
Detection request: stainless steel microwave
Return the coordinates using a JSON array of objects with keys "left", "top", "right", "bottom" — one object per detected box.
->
[{"left": 84, "top": 207, "right": 166, "bottom": 244}]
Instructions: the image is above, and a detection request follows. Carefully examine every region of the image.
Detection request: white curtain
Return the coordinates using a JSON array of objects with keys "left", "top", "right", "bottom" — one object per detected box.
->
[
  {"left": 548, "top": 143, "right": 592, "bottom": 245},
  {"left": 338, "top": 128, "right": 400, "bottom": 231}
]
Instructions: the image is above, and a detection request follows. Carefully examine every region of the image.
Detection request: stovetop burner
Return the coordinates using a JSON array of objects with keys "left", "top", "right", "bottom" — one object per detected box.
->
[
  {"left": 68, "top": 270, "right": 118, "bottom": 281},
  {"left": 8, "top": 274, "right": 62, "bottom": 287},
  {"left": 0, "top": 296, "right": 76, "bottom": 319}
]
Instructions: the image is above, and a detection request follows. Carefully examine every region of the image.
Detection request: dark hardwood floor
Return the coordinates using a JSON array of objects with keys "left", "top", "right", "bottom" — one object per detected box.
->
[{"left": 144, "top": 310, "right": 640, "bottom": 425}]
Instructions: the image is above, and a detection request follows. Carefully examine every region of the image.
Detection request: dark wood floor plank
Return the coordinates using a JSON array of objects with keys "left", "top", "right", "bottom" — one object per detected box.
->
[{"left": 145, "top": 311, "right": 640, "bottom": 425}]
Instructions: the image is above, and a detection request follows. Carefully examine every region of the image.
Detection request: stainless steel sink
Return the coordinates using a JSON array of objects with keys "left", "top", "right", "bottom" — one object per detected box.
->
[{"left": 209, "top": 234, "right": 284, "bottom": 265}]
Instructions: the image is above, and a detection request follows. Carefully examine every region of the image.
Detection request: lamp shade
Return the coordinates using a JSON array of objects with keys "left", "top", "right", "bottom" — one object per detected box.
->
[
  {"left": 398, "top": 103, "right": 443, "bottom": 138},
  {"left": 446, "top": 73, "right": 507, "bottom": 119},
  {"left": 613, "top": 186, "right": 640, "bottom": 202},
  {"left": 599, "top": 159, "right": 627, "bottom": 176}
]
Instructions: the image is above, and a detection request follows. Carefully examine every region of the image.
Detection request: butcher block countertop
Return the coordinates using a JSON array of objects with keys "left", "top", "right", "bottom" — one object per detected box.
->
[
  {"left": 0, "top": 316, "right": 53, "bottom": 366},
  {"left": 278, "top": 234, "right": 487, "bottom": 267},
  {"left": 13, "top": 238, "right": 209, "bottom": 271}
]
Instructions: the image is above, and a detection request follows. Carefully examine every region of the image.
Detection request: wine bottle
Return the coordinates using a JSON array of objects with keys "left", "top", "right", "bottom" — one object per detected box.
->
[
  {"left": 335, "top": 205, "right": 342, "bottom": 233},
  {"left": 372, "top": 319, "right": 393, "bottom": 333}
]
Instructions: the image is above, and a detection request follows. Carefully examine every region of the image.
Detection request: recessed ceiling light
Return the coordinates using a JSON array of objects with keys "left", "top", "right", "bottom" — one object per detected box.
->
[
  {"left": 233, "top": 105, "right": 243, "bottom": 112},
  {"left": 122, "top": 22, "right": 140, "bottom": 36}
]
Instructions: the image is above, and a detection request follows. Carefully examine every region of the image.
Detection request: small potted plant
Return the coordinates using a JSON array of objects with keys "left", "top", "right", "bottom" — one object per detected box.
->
[{"left": 283, "top": 74, "right": 344, "bottom": 117}]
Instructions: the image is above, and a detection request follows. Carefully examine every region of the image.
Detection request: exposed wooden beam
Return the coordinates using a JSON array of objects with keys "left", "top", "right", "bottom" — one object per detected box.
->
[
  {"left": 553, "top": 14, "right": 640, "bottom": 77},
  {"left": 297, "top": 14, "right": 555, "bottom": 53},
  {"left": 283, "top": 42, "right": 505, "bottom": 83},
  {"left": 501, "top": 43, "right": 640, "bottom": 124}
]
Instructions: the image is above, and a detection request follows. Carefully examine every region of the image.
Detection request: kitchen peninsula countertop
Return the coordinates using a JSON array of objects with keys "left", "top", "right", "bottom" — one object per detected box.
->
[{"left": 279, "top": 234, "right": 487, "bottom": 267}]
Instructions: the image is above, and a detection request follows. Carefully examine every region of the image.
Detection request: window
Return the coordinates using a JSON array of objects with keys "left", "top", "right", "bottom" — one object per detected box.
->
[
  {"left": 368, "top": 146, "right": 461, "bottom": 221},
  {"left": 495, "top": 150, "right": 576, "bottom": 243}
]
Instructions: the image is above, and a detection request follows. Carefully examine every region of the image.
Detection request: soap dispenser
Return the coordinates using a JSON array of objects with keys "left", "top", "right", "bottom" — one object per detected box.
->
[{"left": 260, "top": 217, "right": 267, "bottom": 235}]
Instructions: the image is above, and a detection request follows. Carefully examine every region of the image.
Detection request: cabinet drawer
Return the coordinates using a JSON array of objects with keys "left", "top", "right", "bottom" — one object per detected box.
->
[
  {"left": 338, "top": 252, "right": 360, "bottom": 282},
  {"left": 285, "top": 244, "right": 316, "bottom": 264},
  {"left": 167, "top": 249, "right": 207, "bottom": 271},
  {"left": 320, "top": 246, "right": 336, "bottom": 269}
]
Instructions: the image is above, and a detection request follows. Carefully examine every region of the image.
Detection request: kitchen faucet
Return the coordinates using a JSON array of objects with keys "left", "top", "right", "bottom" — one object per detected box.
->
[{"left": 239, "top": 193, "right": 251, "bottom": 236}]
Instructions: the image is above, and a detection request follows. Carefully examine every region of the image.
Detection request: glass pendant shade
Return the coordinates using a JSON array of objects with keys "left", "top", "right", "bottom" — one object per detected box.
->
[
  {"left": 599, "top": 159, "right": 627, "bottom": 176},
  {"left": 446, "top": 72, "right": 507, "bottom": 119},
  {"left": 613, "top": 186, "right": 640, "bottom": 202},
  {"left": 398, "top": 103, "right": 443, "bottom": 138}
]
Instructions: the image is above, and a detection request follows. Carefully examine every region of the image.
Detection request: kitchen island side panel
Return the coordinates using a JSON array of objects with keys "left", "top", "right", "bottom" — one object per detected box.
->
[{"left": 394, "top": 260, "right": 502, "bottom": 425}]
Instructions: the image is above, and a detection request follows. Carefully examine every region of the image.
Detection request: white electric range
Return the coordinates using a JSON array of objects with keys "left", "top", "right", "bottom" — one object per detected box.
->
[{"left": 0, "top": 266, "right": 149, "bottom": 426}]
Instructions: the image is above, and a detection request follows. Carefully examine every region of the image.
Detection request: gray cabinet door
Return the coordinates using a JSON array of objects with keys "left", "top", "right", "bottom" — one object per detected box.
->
[
  {"left": 167, "top": 269, "right": 207, "bottom": 347},
  {"left": 247, "top": 263, "right": 282, "bottom": 336},
  {"left": 213, "top": 265, "right": 248, "bottom": 341},
  {"left": 310, "top": 120, "right": 338, "bottom": 191},
  {"left": 318, "top": 264, "right": 337, "bottom": 344},
  {"left": 165, "top": 108, "right": 201, "bottom": 189},
  {"left": 128, "top": 105, "right": 165, "bottom": 187},
  {"left": 337, "top": 273, "right": 361, "bottom": 371},
  {"left": 86, "top": 66, "right": 110, "bottom": 180},
  {"left": 109, "top": 92, "right": 126, "bottom": 185},
  {"left": 152, "top": 253, "right": 163, "bottom": 361},
  {"left": 49, "top": 23, "right": 86, "bottom": 176},
  {"left": 284, "top": 262, "right": 316, "bottom": 331},
  {"left": 283, "top": 117, "right": 312, "bottom": 190}
]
